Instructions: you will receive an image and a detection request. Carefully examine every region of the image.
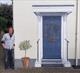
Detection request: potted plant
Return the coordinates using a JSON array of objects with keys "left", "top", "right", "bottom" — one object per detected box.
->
[{"left": 19, "top": 40, "right": 32, "bottom": 68}]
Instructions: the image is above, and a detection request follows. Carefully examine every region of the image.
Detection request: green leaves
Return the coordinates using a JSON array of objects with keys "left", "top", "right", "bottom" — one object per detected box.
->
[
  {"left": 19, "top": 40, "right": 32, "bottom": 50},
  {"left": 0, "top": 16, "right": 8, "bottom": 32},
  {"left": 0, "top": 4, "right": 13, "bottom": 32}
]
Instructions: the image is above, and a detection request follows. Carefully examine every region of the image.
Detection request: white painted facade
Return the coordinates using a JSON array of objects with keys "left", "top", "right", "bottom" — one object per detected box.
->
[{"left": 13, "top": 0, "right": 80, "bottom": 67}]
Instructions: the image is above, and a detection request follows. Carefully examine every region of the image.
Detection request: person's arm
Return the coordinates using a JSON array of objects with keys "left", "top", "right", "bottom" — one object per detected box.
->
[
  {"left": 13, "top": 34, "right": 15, "bottom": 48},
  {"left": 2, "top": 43, "right": 6, "bottom": 48},
  {"left": 1, "top": 34, "right": 6, "bottom": 48}
]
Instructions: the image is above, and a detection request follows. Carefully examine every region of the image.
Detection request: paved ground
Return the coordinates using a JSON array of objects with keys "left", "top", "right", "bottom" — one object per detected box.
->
[{"left": 0, "top": 67, "right": 80, "bottom": 73}]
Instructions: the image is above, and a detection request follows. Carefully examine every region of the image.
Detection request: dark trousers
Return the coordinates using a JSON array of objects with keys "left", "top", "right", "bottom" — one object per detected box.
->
[{"left": 4, "top": 49, "right": 14, "bottom": 69}]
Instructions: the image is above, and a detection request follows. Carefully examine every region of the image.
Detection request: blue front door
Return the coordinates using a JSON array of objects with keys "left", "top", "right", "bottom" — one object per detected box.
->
[{"left": 43, "top": 16, "right": 61, "bottom": 59}]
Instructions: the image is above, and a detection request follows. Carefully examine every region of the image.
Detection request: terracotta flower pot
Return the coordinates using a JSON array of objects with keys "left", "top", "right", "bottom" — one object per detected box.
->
[{"left": 22, "top": 57, "right": 30, "bottom": 68}]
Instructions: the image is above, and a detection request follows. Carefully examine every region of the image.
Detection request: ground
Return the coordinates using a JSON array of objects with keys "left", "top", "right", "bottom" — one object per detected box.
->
[{"left": 0, "top": 67, "right": 80, "bottom": 73}]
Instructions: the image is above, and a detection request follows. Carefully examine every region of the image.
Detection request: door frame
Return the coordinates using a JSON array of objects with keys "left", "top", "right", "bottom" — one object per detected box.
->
[
  {"left": 32, "top": 4, "right": 74, "bottom": 67},
  {"left": 36, "top": 13, "right": 68, "bottom": 66}
]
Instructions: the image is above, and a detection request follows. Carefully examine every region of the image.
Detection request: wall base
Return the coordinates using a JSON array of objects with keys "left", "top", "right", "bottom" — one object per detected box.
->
[
  {"left": 14, "top": 59, "right": 36, "bottom": 69},
  {"left": 35, "top": 61, "right": 41, "bottom": 67},
  {"left": 14, "top": 59, "right": 80, "bottom": 68},
  {"left": 63, "top": 60, "right": 71, "bottom": 67}
]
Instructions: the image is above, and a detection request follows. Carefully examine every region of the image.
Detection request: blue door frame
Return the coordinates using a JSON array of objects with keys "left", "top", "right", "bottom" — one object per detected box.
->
[{"left": 43, "top": 16, "right": 61, "bottom": 59}]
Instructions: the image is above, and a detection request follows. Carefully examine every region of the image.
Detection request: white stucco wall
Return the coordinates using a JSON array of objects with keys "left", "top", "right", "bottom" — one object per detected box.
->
[
  {"left": 13, "top": 0, "right": 80, "bottom": 60},
  {"left": 13, "top": 1, "right": 38, "bottom": 59},
  {"left": 77, "top": 0, "right": 80, "bottom": 59}
]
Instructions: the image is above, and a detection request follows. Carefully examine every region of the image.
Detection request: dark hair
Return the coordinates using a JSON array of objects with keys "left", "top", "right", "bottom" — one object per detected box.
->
[
  {"left": 7, "top": 21, "right": 13, "bottom": 28},
  {"left": 8, "top": 26, "right": 13, "bottom": 29}
]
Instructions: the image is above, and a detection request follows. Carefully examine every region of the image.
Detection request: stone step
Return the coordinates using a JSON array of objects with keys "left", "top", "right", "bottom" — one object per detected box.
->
[
  {"left": 42, "top": 64, "right": 64, "bottom": 67},
  {"left": 42, "top": 59, "right": 63, "bottom": 67},
  {"left": 42, "top": 59, "right": 63, "bottom": 64}
]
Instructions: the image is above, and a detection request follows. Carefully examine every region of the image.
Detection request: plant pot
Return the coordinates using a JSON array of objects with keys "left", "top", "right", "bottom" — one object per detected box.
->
[{"left": 22, "top": 57, "right": 30, "bottom": 68}]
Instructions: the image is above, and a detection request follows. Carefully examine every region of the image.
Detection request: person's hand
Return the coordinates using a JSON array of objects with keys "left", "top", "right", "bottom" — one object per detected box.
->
[
  {"left": 2, "top": 44, "right": 6, "bottom": 48},
  {"left": 13, "top": 44, "right": 15, "bottom": 46},
  {"left": 13, "top": 44, "right": 15, "bottom": 48}
]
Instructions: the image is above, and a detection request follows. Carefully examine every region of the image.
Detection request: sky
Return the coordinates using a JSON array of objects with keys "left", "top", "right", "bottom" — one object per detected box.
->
[{"left": 0, "top": 0, "right": 12, "bottom": 5}]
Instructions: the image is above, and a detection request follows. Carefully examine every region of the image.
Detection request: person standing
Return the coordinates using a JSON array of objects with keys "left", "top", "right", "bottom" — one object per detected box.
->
[{"left": 1, "top": 26, "right": 15, "bottom": 69}]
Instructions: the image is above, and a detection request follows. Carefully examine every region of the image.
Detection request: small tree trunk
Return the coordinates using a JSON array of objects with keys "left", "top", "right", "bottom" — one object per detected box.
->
[{"left": 25, "top": 50, "right": 26, "bottom": 57}]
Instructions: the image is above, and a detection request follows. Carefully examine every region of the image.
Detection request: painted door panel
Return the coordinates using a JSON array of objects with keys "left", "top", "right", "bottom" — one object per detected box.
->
[{"left": 43, "top": 16, "right": 61, "bottom": 59}]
